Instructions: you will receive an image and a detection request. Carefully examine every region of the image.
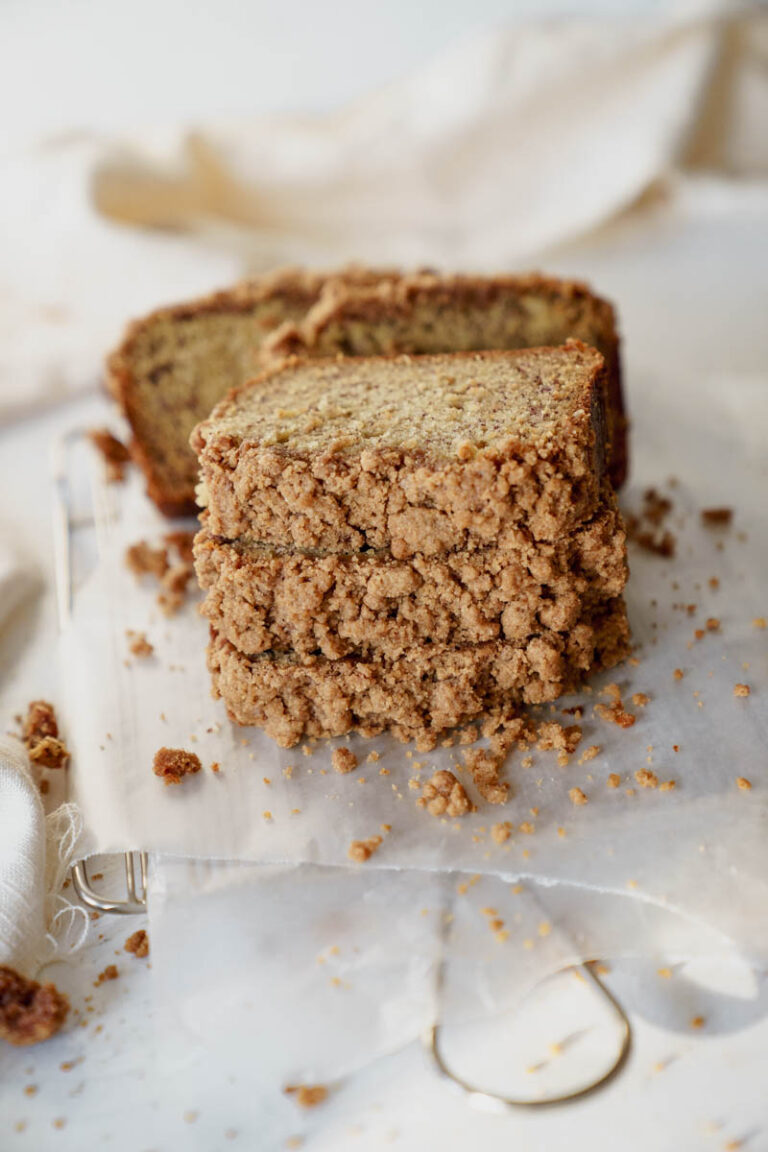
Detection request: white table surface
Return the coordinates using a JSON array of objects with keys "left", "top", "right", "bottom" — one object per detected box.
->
[{"left": 1, "top": 178, "right": 768, "bottom": 1149}]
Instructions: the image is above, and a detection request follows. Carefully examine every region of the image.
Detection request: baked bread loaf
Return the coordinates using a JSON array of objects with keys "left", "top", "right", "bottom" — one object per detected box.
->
[
  {"left": 265, "top": 271, "right": 626, "bottom": 487},
  {"left": 192, "top": 343, "right": 630, "bottom": 747},
  {"left": 192, "top": 343, "right": 608, "bottom": 552},
  {"left": 107, "top": 267, "right": 386, "bottom": 514},
  {"left": 109, "top": 268, "right": 625, "bottom": 515}
]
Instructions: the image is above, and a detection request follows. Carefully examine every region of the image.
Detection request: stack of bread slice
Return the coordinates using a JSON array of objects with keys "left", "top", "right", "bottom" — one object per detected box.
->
[{"left": 191, "top": 342, "right": 629, "bottom": 748}]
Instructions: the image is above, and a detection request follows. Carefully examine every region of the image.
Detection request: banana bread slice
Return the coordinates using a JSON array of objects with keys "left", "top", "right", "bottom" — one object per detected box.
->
[
  {"left": 265, "top": 271, "right": 627, "bottom": 487},
  {"left": 192, "top": 343, "right": 608, "bottom": 554},
  {"left": 207, "top": 599, "right": 630, "bottom": 748},
  {"left": 107, "top": 266, "right": 386, "bottom": 515},
  {"left": 194, "top": 493, "right": 626, "bottom": 659}
]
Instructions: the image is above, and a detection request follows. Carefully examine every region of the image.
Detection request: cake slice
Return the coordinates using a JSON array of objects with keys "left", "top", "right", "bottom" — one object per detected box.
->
[
  {"left": 194, "top": 494, "right": 626, "bottom": 659},
  {"left": 207, "top": 598, "right": 629, "bottom": 748},
  {"left": 265, "top": 272, "right": 626, "bottom": 487},
  {"left": 107, "top": 266, "right": 386, "bottom": 514},
  {"left": 192, "top": 343, "right": 608, "bottom": 554}
]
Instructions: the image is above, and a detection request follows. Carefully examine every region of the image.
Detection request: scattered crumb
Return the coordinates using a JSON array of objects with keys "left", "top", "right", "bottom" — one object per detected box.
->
[
  {"left": 125, "top": 630, "right": 153, "bottom": 658},
  {"left": 733, "top": 684, "right": 750, "bottom": 698},
  {"left": 635, "top": 769, "right": 658, "bottom": 789},
  {"left": 366, "top": 750, "right": 380, "bottom": 763},
  {"left": 125, "top": 540, "right": 168, "bottom": 580},
  {"left": 673, "top": 668, "right": 684, "bottom": 681},
  {"left": 606, "top": 773, "right": 621, "bottom": 789},
  {"left": 93, "top": 965, "right": 118, "bottom": 988},
  {"left": 631, "top": 693, "right": 649, "bottom": 708},
  {"left": 519, "top": 821, "right": 535, "bottom": 834},
  {"left": 626, "top": 488, "right": 676, "bottom": 556},
  {"left": 284, "top": 1084, "right": 328, "bottom": 1109},
  {"left": 659, "top": 780, "right": 677, "bottom": 792},
  {"left": 211, "top": 762, "right": 221, "bottom": 774},
  {"left": 21, "top": 700, "right": 70, "bottom": 770},
  {"left": 152, "top": 746, "right": 202, "bottom": 786},
  {"left": 491, "top": 822, "right": 512, "bottom": 844},
  {"left": 569, "top": 788, "right": 588, "bottom": 806},
  {"left": 736, "top": 777, "right": 752, "bottom": 791},
  {"left": 347, "top": 836, "right": 383, "bottom": 863},
  {"left": 705, "top": 617, "right": 720, "bottom": 632},
  {"left": 578, "top": 745, "right": 600, "bottom": 765},
  {"left": 124, "top": 930, "right": 149, "bottom": 959},
  {"left": 536, "top": 722, "right": 582, "bottom": 754},
  {"left": 332, "top": 747, "right": 358, "bottom": 775},
  {"left": 657, "top": 967, "right": 673, "bottom": 979},
  {"left": 462, "top": 748, "right": 508, "bottom": 804},
  {"left": 158, "top": 562, "right": 194, "bottom": 616},
  {"left": 163, "top": 530, "right": 196, "bottom": 566},
  {"left": 701, "top": 508, "right": 732, "bottom": 526},
  {"left": 0, "top": 966, "right": 69, "bottom": 1046},
  {"left": 690, "top": 1016, "right": 706, "bottom": 1029},
  {"left": 753, "top": 617, "right": 766, "bottom": 630},
  {"left": 419, "top": 770, "right": 473, "bottom": 817},
  {"left": 87, "top": 428, "right": 131, "bottom": 483}
]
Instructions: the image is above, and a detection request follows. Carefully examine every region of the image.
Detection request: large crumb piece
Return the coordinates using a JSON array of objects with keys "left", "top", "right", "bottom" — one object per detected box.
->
[
  {"left": 491, "top": 821, "right": 512, "bottom": 844},
  {"left": 733, "top": 684, "right": 751, "bottom": 698},
  {"left": 22, "top": 700, "right": 70, "bottom": 770},
  {"left": 594, "top": 684, "right": 636, "bottom": 729},
  {"left": 462, "top": 749, "right": 508, "bottom": 805},
  {"left": 284, "top": 1084, "right": 328, "bottom": 1109},
  {"left": 94, "top": 965, "right": 119, "bottom": 987},
  {"left": 124, "top": 930, "right": 149, "bottom": 959},
  {"left": 157, "top": 562, "right": 194, "bottom": 616},
  {"left": 701, "top": 508, "right": 733, "bottom": 526},
  {"left": 420, "top": 770, "right": 473, "bottom": 817},
  {"left": 569, "top": 787, "right": 589, "bottom": 806},
  {"left": 0, "top": 966, "right": 69, "bottom": 1046},
  {"left": 126, "top": 630, "right": 154, "bottom": 658},
  {"left": 87, "top": 428, "right": 131, "bottom": 483},
  {"left": 152, "top": 746, "right": 202, "bottom": 786},
  {"left": 125, "top": 540, "right": 169, "bottom": 580},
  {"left": 332, "top": 747, "right": 358, "bottom": 775},
  {"left": 163, "top": 530, "right": 196, "bottom": 566},
  {"left": 536, "top": 722, "right": 582, "bottom": 754},
  {"left": 348, "top": 836, "right": 383, "bottom": 862}
]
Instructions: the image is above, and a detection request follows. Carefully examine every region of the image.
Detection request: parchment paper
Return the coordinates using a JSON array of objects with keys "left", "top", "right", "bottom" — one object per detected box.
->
[{"left": 63, "top": 363, "right": 768, "bottom": 961}]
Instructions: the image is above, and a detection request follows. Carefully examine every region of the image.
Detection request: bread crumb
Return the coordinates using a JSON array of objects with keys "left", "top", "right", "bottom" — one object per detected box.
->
[
  {"left": 673, "top": 668, "right": 684, "bottom": 681},
  {"left": 152, "top": 747, "right": 202, "bottom": 786},
  {"left": 332, "top": 747, "right": 358, "bottom": 775},
  {"left": 657, "top": 967, "right": 672, "bottom": 979},
  {"left": 462, "top": 748, "right": 508, "bottom": 805},
  {"left": 631, "top": 693, "right": 649, "bottom": 707},
  {"left": 126, "top": 630, "right": 153, "bottom": 658},
  {"left": 705, "top": 617, "right": 720, "bottom": 632},
  {"left": 578, "top": 745, "right": 600, "bottom": 765},
  {"left": 736, "top": 777, "right": 752, "bottom": 791},
  {"left": 163, "top": 530, "right": 196, "bottom": 566},
  {"left": 125, "top": 540, "right": 168, "bottom": 580},
  {"left": 21, "top": 700, "right": 70, "bottom": 770},
  {"left": 701, "top": 508, "right": 732, "bottom": 526},
  {"left": 124, "top": 930, "right": 149, "bottom": 959},
  {"left": 284, "top": 1084, "right": 328, "bottom": 1109},
  {"left": 87, "top": 428, "right": 131, "bottom": 483},
  {"left": 491, "top": 822, "right": 511, "bottom": 844},
  {"left": 93, "top": 965, "right": 118, "bottom": 987},
  {"left": 734, "top": 684, "right": 750, "bottom": 697},
  {"left": 753, "top": 617, "right": 766, "bottom": 630},
  {"left": 659, "top": 780, "right": 676, "bottom": 792},
  {"left": 606, "top": 773, "right": 621, "bottom": 788},
  {"left": 0, "top": 966, "right": 69, "bottom": 1046},
  {"left": 690, "top": 1015, "right": 705, "bottom": 1029},
  {"left": 635, "top": 769, "right": 658, "bottom": 789},
  {"left": 569, "top": 788, "right": 588, "bottom": 806},
  {"left": 366, "top": 750, "right": 380, "bottom": 762},
  {"left": 419, "top": 770, "right": 473, "bottom": 817},
  {"left": 157, "top": 562, "right": 194, "bottom": 616},
  {"left": 348, "top": 836, "right": 383, "bottom": 863}
]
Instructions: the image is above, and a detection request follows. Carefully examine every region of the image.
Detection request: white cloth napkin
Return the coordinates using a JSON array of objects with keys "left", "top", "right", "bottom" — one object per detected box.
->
[
  {"left": 1, "top": 4, "right": 766, "bottom": 422},
  {"left": 0, "top": 735, "right": 87, "bottom": 978}
]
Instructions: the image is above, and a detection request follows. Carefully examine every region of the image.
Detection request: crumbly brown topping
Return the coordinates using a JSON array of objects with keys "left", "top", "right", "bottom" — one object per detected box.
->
[
  {"left": 21, "top": 700, "right": 70, "bottom": 770},
  {"left": 332, "top": 747, "right": 358, "bottom": 775},
  {"left": 419, "top": 770, "right": 473, "bottom": 817},
  {"left": 87, "top": 428, "right": 131, "bottom": 483},
  {"left": 126, "top": 630, "right": 154, "bottom": 658},
  {"left": 152, "top": 747, "right": 202, "bottom": 785},
  {"left": 93, "top": 965, "right": 119, "bottom": 987},
  {"left": 701, "top": 508, "right": 733, "bottom": 526},
  {"left": 0, "top": 966, "right": 69, "bottom": 1047},
  {"left": 125, "top": 930, "right": 149, "bottom": 958},
  {"left": 284, "top": 1084, "right": 328, "bottom": 1109},
  {"left": 347, "top": 836, "right": 383, "bottom": 862},
  {"left": 462, "top": 749, "right": 508, "bottom": 805}
]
